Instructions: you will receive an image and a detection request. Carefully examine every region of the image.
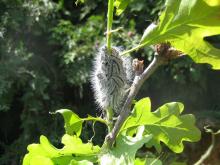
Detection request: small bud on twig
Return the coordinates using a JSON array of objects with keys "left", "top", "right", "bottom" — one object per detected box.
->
[
  {"left": 155, "top": 42, "right": 183, "bottom": 61},
  {"left": 132, "top": 58, "right": 144, "bottom": 76}
]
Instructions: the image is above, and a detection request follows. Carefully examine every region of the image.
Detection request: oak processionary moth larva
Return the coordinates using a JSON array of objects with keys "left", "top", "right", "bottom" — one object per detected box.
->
[{"left": 91, "top": 46, "right": 134, "bottom": 115}]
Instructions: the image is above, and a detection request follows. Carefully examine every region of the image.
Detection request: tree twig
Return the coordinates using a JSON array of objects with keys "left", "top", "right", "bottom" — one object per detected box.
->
[
  {"left": 105, "top": 54, "right": 167, "bottom": 147},
  {"left": 194, "top": 127, "right": 220, "bottom": 165}
]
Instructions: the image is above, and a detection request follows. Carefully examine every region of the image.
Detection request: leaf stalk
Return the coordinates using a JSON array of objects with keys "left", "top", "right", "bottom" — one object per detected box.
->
[
  {"left": 106, "top": 0, "right": 114, "bottom": 51},
  {"left": 120, "top": 44, "right": 146, "bottom": 56}
]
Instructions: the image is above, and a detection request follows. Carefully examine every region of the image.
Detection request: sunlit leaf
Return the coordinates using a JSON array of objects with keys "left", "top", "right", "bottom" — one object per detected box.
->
[
  {"left": 134, "top": 158, "right": 146, "bottom": 165},
  {"left": 114, "top": 0, "right": 131, "bottom": 15},
  {"left": 23, "top": 134, "right": 100, "bottom": 165},
  {"left": 145, "top": 158, "right": 162, "bottom": 165},
  {"left": 70, "top": 159, "right": 93, "bottom": 165},
  {"left": 56, "top": 109, "right": 83, "bottom": 136},
  {"left": 55, "top": 109, "right": 107, "bottom": 136},
  {"left": 140, "top": 0, "right": 220, "bottom": 69},
  {"left": 100, "top": 127, "right": 152, "bottom": 165},
  {"left": 121, "top": 98, "right": 201, "bottom": 153},
  {"left": 25, "top": 156, "right": 54, "bottom": 165}
]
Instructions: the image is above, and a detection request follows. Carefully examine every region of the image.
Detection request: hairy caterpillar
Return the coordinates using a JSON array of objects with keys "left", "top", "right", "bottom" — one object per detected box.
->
[{"left": 91, "top": 46, "right": 134, "bottom": 115}]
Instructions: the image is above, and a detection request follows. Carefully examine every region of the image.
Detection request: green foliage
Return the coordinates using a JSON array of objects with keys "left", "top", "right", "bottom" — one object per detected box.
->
[
  {"left": 114, "top": 0, "right": 131, "bottom": 15},
  {"left": 23, "top": 99, "right": 201, "bottom": 164},
  {"left": 1, "top": 0, "right": 220, "bottom": 164},
  {"left": 121, "top": 98, "right": 201, "bottom": 153},
  {"left": 0, "top": 0, "right": 146, "bottom": 163},
  {"left": 56, "top": 109, "right": 84, "bottom": 136},
  {"left": 140, "top": 0, "right": 220, "bottom": 69},
  {"left": 100, "top": 128, "right": 152, "bottom": 165},
  {"left": 114, "top": 0, "right": 164, "bottom": 16},
  {"left": 23, "top": 134, "right": 100, "bottom": 165},
  {"left": 55, "top": 109, "right": 107, "bottom": 136},
  {"left": 51, "top": 16, "right": 105, "bottom": 85},
  {"left": 23, "top": 109, "right": 107, "bottom": 165}
]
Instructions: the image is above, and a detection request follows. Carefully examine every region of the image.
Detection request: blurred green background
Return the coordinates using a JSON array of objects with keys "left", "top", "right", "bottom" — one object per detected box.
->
[{"left": 0, "top": 0, "right": 220, "bottom": 164}]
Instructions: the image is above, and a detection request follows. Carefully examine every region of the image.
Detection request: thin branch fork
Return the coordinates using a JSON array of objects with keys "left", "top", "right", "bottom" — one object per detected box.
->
[{"left": 105, "top": 54, "right": 167, "bottom": 147}]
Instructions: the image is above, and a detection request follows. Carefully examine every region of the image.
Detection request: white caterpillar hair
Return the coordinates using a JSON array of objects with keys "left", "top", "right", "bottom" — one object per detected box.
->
[{"left": 91, "top": 46, "right": 134, "bottom": 115}]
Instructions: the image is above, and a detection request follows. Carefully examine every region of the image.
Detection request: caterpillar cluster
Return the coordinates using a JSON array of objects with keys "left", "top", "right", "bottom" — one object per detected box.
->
[{"left": 91, "top": 46, "right": 134, "bottom": 115}]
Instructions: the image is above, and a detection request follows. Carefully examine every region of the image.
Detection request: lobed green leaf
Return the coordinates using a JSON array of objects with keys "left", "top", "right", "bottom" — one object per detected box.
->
[
  {"left": 23, "top": 134, "right": 100, "bottom": 165},
  {"left": 56, "top": 109, "right": 83, "bottom": 136},
  {"left": 100, "top": 127, "right": 152, "bottom": 165},
  {"left": 140, "top": 0, "right": 220, "bottom": 69},
  {"left": 121, "top": 98, "right": 201, "bottom": 153},
  {"left": 55, "top": 109, "right": 107, "bottom": 136}
]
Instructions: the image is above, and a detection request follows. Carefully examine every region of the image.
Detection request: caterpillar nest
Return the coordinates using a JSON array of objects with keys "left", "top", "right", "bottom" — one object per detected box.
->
[{"left": 91, "top": 46, "right": 134, "bottom": 115}]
